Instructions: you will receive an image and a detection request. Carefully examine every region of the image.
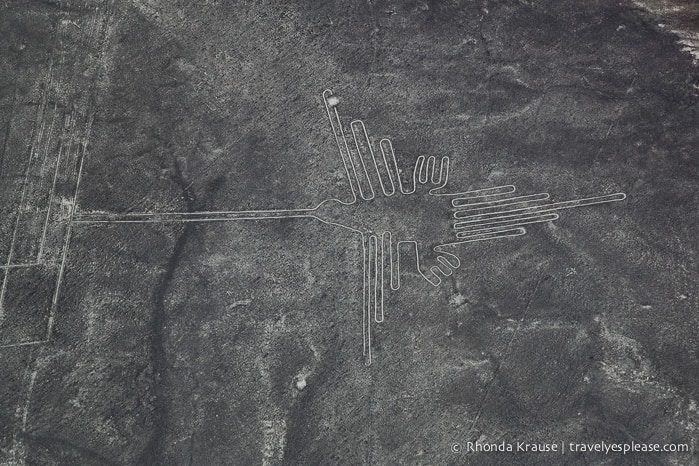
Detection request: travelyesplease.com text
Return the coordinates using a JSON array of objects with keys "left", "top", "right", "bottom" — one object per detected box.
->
[{"left": 451, "top": 440, "right": 691, "bottom": 455}]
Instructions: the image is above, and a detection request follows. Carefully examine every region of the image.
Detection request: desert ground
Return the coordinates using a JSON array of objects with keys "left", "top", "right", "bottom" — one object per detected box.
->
[{"left": 1, "top": 1, "right": 698, "bottom": 464}]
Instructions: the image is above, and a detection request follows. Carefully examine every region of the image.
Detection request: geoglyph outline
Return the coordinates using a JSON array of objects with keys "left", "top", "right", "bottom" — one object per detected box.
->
[{"left": 69, "top": 89, "right": 627, "bottom": 365}]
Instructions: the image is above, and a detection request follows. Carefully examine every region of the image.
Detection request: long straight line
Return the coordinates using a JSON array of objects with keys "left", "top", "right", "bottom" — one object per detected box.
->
[
  {"left": 0, "top": 340, "right": 46, "bottom": 349},
  {"left": 72, "top": 208, "right": 317, "bottom": 224},
  {"left": 455, "top": 212, "right": 560, "bottom": 233},
  {"left": 465, "top": 275, "right": 545, "bottom": 439},
  {"left": 45, "top": 113, "right": 94, "bottom": 339},
  {"left": 0, "top": 88, "right": 19, "bottom": 178},
  {"left": 0, "top": 263, "right": 44, "bottom": 270},
  {"left": 37, "top": 112, "right": 71, "bottom": 260},
  {"left": 0, "top": 66, "right": 54, "bottom": 321},
  {"left": 16, "top": 7, "right": 117, "bottom": 466},
  {"left": 11, "top": 9, "right": 69, "bottom": 464}
]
